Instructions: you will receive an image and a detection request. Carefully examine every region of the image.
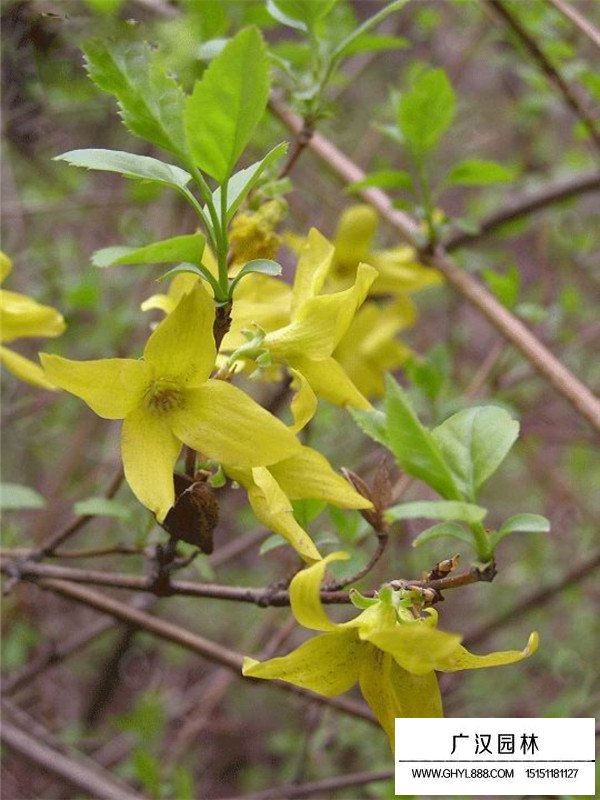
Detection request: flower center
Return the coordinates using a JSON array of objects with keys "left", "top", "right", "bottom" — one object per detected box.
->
[{"left": 145, "top": 380, "right": 184, "bottom": 413}]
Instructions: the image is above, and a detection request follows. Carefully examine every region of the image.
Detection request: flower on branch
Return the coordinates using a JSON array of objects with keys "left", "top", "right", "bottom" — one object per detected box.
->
[
  {"left": 41, "top": 284, "right": 301, "bottom": 522},
  {"left": 243, "top": 552, "right": 539, "bottom": 749},
  {"left": 0, "top": 252, "right": 66, "bottom": 390}
]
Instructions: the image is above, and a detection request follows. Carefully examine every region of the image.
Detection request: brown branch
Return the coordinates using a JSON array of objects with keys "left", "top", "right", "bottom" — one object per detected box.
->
[
  {"left": 27, "top": 578, "right": 377, "bottom": 726},
  {"left": 487, "top": 0, "right": 600, "bottom": 153},
  {"left": 0, "top": 557, "right": 496, "bottom": 607},
  {"left": 547, "top": 0, "right": 600, "bottom": 50},
  {"left": 444, "top": 170, "right": 600, "bottom": 251},
  {"left": 241, "top": 769, "right": 394, "bottom": 800},
  {"left": 270, "top": 100, "right": 600, "bottom": 434},
  {"left": 464, "top": 548, "right": 600, "bottom": 646},
  {"left": 1, "top": 720, "right": 144, "bottom": 800}
]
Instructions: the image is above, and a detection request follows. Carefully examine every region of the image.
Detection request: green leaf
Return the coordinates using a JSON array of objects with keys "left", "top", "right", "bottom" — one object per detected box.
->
[
  {"left": 55, "top": 149, "right": 191, "bottom": 190},
  {"left": 196, "top": 37, "right": 230, "bottom": 61},
  {"left": 347, "top": 169, "right": 413, "bottom": 193},
  {"left": 349, "top": 408, "right": 389, "bottom": 448},
  {"left": 92, "top": 233, "right": 205, "bottom": 268},
  {"left": 230, "top": 259, "right": 282, "bottom": 293},
  {"left": 83, "top": 39, "right": 187, "bottom": 156},
  {"left": 185, "top": 27, "right": 270, "bottom": 182},
  {"left": 398, "top": 68, "right": 456, "bottom": 155},
  {"left": 341, "top": 34, "right": 409, "bottom": 57},
  {"left": 483, "top": 265, "right": 520, "bottom": 310},
  {"left": 332, "top": 0, "right": 410, "bottom": 62},
  {"left": 0, "top": 483, "right": 46, "bottom": 511},
  {"left": 158, "top": 264, "right": 224, "bottom": 301},
  {"left": 73, "top": 497, "right": 131, "bottom": 520},
  {"left": 384, "top": 376, "right": 460, "bottom": 500},
  {"left": 132, "top": 749, "right": 161, "bottom": 797},
  {"left": 259, "top": 533, "right": 287, "bottom": 555},
  {"left": 266, "top": 0, "right": 337, "bottom": 32},
  {"left": 432, "top": 406, "right": 519, "bottom": 501},
  {"left": 412, "top": 521, "right": 474, "bottom": 548},
  {"left": 445, "top": 159, "right": 515, "bottom": 187},
  {"left": 489, "top": 513, "right": 550, "bottom": 550},
  {"left": 210, "top": 142, "right": 288, "bottom": 223},
  {"left": 386, "top": 500, "right": 487, "bottom": 524}
]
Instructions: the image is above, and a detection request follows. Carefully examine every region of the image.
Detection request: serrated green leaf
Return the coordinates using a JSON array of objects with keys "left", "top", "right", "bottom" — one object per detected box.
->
[
  {"left": 398, "top": 68, "right": 456, "bottom": 155},
  {"left": 185, "top": 27, "right": 270, "bottom": 182},
  {"left": 73, "top": 497, "right": 131, "bottom": 520},
  {"left": 83, "top": 39, "right": 187, "bottom": 156},
  {"left": 445, "top": 159, "right": 515, "bottom": 187},
  {"left": 210, "top": 142, "right": 288, "bottom": 222},
  {"left": 349, "top": 408, "right": 389, "bottom": 448},
  {"left": 0, "top": 483, "right": 46, "bottom": 511},
  {"left": 489, "top": 513, "right": 550, "bottom": 550},
  {"left": 55, "top": 149, "right": 191, "bottom": 190},
  {"left": 431, "top": 406, "right": 519, "bottom": 501},
  {"left": 347, "top": 169, "right": 413, "bottom": 193},
  {"left": 386, "top": 500, "right": 487, "bottom": 524},
  {"left": 92, "top": 233, "right": 205, "bottom": 268},
  {"left": 384, "top": 376, "right": 460, "bottom": 500},
  {"left": 412, "top": 521, "right": 474, "bottom": 548},
  {"left": 230, "top": 259, "right": 282, "bottom": 293}
]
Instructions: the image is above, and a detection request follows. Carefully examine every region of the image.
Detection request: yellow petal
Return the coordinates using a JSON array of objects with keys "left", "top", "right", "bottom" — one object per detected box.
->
[
  {"left": 293, "top": 357, "right": 371, "bottom": 409},
  {"left": 288, "top": 369, "right": 317, "bottom": 433},
  {"left": 0, "top": 252, "right": 12, "bottom": 283},
  {"left": 358, "top": 646, "right": 443, "bottom": 751},
  {"left": 228, "top": 466, "right": 321, "bottom": 563},
  {"left": 242, "top": 630, "right": 360, "bottom": 696},
  {"left": 143, "top": 284, "right": 215, "bottom": 385},
  {"left": 141, "top": 273, "right": 199, "bottom": 315},
  {"left": 436, "top": 632, "right": 539, "bottom": 672},
  {"left": 1, "top": 290, "right": 66, "bottom": 343},
  {"left": 333, "top": 206, "right": 377, "bottom": 268},
  {"left": 369, "top": 247, "right": 442, "bottom": 295},
  {"left": 269, "top": 445, "right": 372, "bottom": 509},
  {"left": 40, "top": 353, "right": 153, "bottom": 419},
  {"left": 0, "top": 345, "right": 58, "bottom": 390},
  {"left": 364, "top": 622, "right": 462, "bottom": 676},
  {"left": 172, "top": 380, "right": 300, "bottom": 467},
  {"left": 291, "top": 228, "right": 334, "bottom": 315},
  {"left": 140, "top": 293, "right": 175, "bottom": 315},
  {"left": 289, "top": 551, "right": 350, "bottom": 632},
  {"left": 121, "top": 406, "right": 182, "bottom": 522}
]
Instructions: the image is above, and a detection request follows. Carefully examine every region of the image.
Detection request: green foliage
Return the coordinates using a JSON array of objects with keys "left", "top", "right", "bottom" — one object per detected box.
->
[
  {"left": 83, "top": 39, "right": 188, "bottom": 157},
  {"left": 266, "top": 0, "right": 337, "bottom": 32},
  {"left": 431, "top": 406, "right": 520, "bottom": 502},
  {"left": 73, "top": 497, "right": 132, "bottom": 520},
  {"left": 92, "top": 233, "right": 206, "bottom": 269},
  {"left": 184, "top": 27, "right": 270, "bottom": 182},
  {"left": 397, "top": 68, "right": 456, "bottom": 156},
  {"left": 445, "top": 158, "right": 515, "bottom": 187},
  {"left": 0, "top": 483, "right": 46, "bottom": 510},
  {"left": 384, "top": 376, "right": 460, "bottom": 501},
  {"left": 54, "top": 149, "right": 191, "bottom": 191},
  {"left": 386, "top": 500, "right": 487, "bottom": 525}
]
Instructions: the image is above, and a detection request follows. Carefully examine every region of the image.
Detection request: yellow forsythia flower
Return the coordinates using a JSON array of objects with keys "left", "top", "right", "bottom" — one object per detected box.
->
[
  {"left": 0, "top": 252, "right": 66, "bottom": 390},
  {"left": 229, "top": 200, "right": 285, "bottom": 264},
  {"left": 41, "top": 285, "right": 301, "bottom": 522},
  {"left": 243, "top": 552, "right": 539, "bottom": 750}
]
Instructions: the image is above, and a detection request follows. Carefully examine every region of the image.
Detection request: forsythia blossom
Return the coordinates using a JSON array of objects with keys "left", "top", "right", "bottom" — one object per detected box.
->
[
  {"left": 243, "top": 552, "right": 539, "bottom": 749},
  {"left": 0, "top": 252, "right": 66, "bottom": 390},
  {"left": 41, "top": 285, "right": 301, "bottom": 522}
]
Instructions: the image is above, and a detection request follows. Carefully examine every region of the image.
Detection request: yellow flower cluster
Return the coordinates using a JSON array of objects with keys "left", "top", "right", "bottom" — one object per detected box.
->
[{"left": 0, "top": 252, "right": 65, "bottom": 390}]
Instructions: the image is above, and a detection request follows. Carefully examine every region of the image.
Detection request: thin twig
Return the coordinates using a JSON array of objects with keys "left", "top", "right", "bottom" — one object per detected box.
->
[
  {"left": 239, "top": 769, "right": 394, "bottom": 800},
  {"left": 1, "top": 720, "right": 144, "bottom": 800},
  {"left": 270, "top": 99, "right": 600, "bottom": 434},
  {"left": 0, "top": 558, "right": 496, "bottom": 606},
  {"left": 464, "top": 548, "right": 600, "bottom": 646},
  {"left": 547, "top": 0, "right": 600, "bottom": 50},
  {"left": 487, "top": 0, "right": 600, "bottom": 153},
  {"left": 445, "top": 171, "right": 600, "bottom": 251},
  {"left": 28, "top": 578, "right": 377, "bottom": 726}
]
